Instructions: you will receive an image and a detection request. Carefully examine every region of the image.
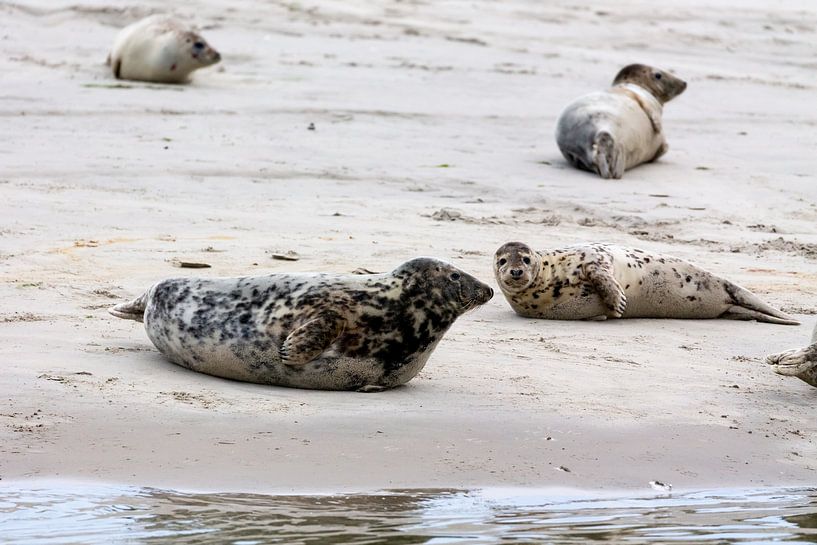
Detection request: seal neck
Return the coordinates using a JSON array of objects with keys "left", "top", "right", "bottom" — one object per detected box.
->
[{"left": 615, "top": 83, "right": 664, "bottom": 109}]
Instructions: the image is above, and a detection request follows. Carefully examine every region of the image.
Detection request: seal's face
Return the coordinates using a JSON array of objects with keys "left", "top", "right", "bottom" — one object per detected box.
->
[
  {"left": 494, "top": 242, "right": 540, "bottom": 293},
  {"left": 393, "top": 258, "right": 493, "bottom": 313},
  {"left": 613, "top": 63, "right": 686, "bottom": 103},
  {"left": 183, "top": 32, "right": 221, "bottom": 67}
]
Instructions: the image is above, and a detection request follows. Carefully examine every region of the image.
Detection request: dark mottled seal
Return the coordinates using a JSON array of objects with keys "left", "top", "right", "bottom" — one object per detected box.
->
[
  {"left": 556, "top": 63, "right": 687, "bottom": 179},
  {"left": 766, "top": 322, "right": 817, "bottom": 387},
  {"left": 109, "top": 258, "right": 493, "bottom": 391},
  {"left": 493, "top": 242, "right": 798, "bottom": 325}
]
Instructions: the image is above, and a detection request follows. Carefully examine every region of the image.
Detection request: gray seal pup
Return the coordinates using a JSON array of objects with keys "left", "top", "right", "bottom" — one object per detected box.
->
[
  {"left": 109, "top": 258, "right": 493, "bottom": 391},
  {"left": 766, "top": 322, "right": 817, "bottom": 388},
  {"left": 107, "top": 15, "right": 221, "bottom": 83},
  {"left": 493, "top": 242, "right": 798, "bottom": 325},
  {"left": 555, "top": 64, "right": 687, "bottom": 179}
]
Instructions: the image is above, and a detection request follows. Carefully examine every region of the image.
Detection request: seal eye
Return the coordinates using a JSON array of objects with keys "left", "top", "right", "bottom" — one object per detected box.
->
[
  {"left": 193, "top": 41, "right": 205, "bottom": 49},
  {"left": 450, "top": 272, "right": 461, "bottom": 281},
  {"left": 498, "top": 258, "right": 507, "bottom": 266},
  {"left": 522, "top": 257, "right": 531, "bottom": 265},
  {"left": 654, "top": 73, "right": 662, "bottom": 80}
]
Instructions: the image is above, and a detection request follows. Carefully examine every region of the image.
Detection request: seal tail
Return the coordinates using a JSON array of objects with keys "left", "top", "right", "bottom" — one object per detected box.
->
[
  {"left": 109, "top": 291, "right": 149, "bottom": 322},
  {"left": 592, "top": 131, "right": 624, "bottom": 179},
  {"left": 724, "top": 282, "right": 799, "bottom": 325}
]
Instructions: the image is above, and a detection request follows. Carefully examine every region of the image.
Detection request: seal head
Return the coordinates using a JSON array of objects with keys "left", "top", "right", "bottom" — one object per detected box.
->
[
  {"left": 394, "top": 257, "right": 494, "bottom": 312},
  {"left": 181, "top": 31, "right": 221, "bottom": 70},
  {"left": 494, "top": 242, "right": 540, "bottom": 293},
  {"left": 613, "top": 63, "right": 687, "bottom": 104}
]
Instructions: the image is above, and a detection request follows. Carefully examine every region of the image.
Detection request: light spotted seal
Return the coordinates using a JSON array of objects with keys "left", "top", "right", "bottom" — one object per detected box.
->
[
  {"left": 556, "top": 64, "right": 687, "bottom": 179},
  {"left": 493, "top": 242, "right": 798, "bottom": 325},
  {"left": 107, "top": 15, "right": 221, "bottom": 83},
  {"left": 766, "top": 322, "right": 817, "bottom": 388},
  {"left": 109, "top": 258, "right": 493, "bottom": 391}
]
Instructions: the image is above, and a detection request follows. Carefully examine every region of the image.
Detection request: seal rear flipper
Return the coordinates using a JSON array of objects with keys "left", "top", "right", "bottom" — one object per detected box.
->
[
  {"left": 592, "top": 131, "right": 624, "bottom": 179},
  {"left": 723, "top": 283, "right": 799, "bottom": 325},
  {"left": 721, "top": 305, "right": 800, "bottom": 326},
  {"left": 109, "top": 291, "right": 149, "bottom": 322},
  {"left": 280, "top": 312, "right": 346, "bottom": 366}
]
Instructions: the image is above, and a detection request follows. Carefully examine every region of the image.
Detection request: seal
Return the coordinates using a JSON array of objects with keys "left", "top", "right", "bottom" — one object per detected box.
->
[
  {"left": 555, "top": 63, "right": 687, "bottom": 179},
  {"left": 108, "top": 258, "right": 493, "bottom": 391},
  {"left": 107, "top": 15, "right": 221, "bottom": 83},
  {"left": 765, "top": 322, "right": 817, "bottom": 388},
  {"left": 493, "top": 242, "right": 799, "bottom": 325}
]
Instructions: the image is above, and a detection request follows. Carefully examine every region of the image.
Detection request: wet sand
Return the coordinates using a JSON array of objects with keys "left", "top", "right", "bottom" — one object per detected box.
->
[{"left": 1, "top": 0, "right": 816, "bottom": 493}]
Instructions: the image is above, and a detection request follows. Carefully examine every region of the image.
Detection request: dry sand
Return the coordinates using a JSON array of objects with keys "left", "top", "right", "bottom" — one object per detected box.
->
[{"left": 1, "top": 0, "right": 816, "bottom": 493}]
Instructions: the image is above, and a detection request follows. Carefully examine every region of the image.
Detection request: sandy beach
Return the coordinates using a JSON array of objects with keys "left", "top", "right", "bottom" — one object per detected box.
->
[{"left": 1, "top": 0, "right": 816, "bottom": 494}]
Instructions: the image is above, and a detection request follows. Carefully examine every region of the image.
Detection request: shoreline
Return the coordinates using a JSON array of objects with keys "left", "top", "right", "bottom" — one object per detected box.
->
[{"left": 2, "top": 0, "right": 816, "bottom": 494}]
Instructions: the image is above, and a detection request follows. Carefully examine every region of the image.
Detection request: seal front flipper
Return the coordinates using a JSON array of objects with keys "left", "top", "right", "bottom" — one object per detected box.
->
[
  {"left": 650, "top": 140, "right": 669, "bottom": 162},
  {"left": 584, "top": 262, "right": 627, "bottom": 318},
  {"left": 279, "top": 312, "right": 346, "bottom": 366},
  {"left": 766, "top": 344, "right": 817, "bottom": 377}
]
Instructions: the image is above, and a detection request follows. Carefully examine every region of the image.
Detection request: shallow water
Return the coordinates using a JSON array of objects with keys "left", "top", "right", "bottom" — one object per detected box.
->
[{"left": 2, "top": 485, "right": 817, "bottom": 544}]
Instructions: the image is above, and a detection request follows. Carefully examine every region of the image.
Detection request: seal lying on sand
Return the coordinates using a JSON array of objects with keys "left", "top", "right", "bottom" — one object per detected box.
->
[
  {"left": 107, "top": 15, "right": 221, "bottom": 83},
  {"left": 109, "top": 258, "right": 493, "bottom": 391},
  {"left": 556, "top": 63, "right": 687, "bottom": 179},
  {"left": 493, "top": 242, "right": 798, "bottom": 325},
  {"left": 766, "top": 322, "right": 817, "bottom": 388}
]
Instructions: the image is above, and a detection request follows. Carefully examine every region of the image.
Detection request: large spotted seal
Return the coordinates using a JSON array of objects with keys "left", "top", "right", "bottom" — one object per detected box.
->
[
  {"left": 107, "top": 15, "right": 221, "bottom": 83},
  {"left": 556, "top": 64, "right": 687, "bottom": 179},
  {"left": 109, "top": 258, "right": 493, "bottom": 391},
  {"left": 766, "top": 322, "right": 817, "bottom": 388},
  {"left": 493, "top": 242, "right": 798, "bottom": 325}
]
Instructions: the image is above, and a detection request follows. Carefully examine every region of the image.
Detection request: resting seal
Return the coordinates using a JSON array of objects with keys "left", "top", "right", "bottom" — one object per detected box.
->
[
  {"left": 107, "top": 15, "right": 221, "bottom": 83},
  {"left": 493, "top": 242, "right": 798, "bottom": 325},
  {"left": 766, "top": 322, "right": 817, "bottom": 388},
  {"left": 556, "top": 63, "right": 687, "bottom": 179},
  {"left": 109, "top": 258, "right": 493, "bottom": 391}
]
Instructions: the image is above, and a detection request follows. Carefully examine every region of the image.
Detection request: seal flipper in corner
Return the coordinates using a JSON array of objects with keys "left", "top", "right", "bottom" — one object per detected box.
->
[
  {"left": 109, "top": 291, "right": 149, "bottom": 322},
  {"left": 765, "top": 322, "right": 817, "bottom": 387},
  {"left": 279, "top": 312, "right": 346, "bottom": 365},
  {"left": 722, "top": 282, "right": 799, "bottom": 325}
]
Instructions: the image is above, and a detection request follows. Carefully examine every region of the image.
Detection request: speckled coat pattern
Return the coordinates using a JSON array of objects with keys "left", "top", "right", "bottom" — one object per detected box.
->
[
  {"left": 494, "top": 243, "right": 797, "bottom": 324},
  {"left": 112, "top": 258, "right": 493, "bottom": 391}
]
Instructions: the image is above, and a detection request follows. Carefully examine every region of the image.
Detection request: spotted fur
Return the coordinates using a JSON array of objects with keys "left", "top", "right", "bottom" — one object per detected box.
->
[
  {"left": 766, "top": 322, "right": 817, "bottom": 387},
  {"left": 110, "top": 258, "right": 493, "bottom": 391},
  {"left": 555, "top": 63, "right": 686, "bottom": 179},
  {"left": 494, "top": 242, "right": 798, "bottom": 325}
]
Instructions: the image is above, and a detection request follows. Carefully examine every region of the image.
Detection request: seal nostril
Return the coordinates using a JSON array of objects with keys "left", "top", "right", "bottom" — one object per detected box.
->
[{"left": 510, "top": 269, "right": 523, "bottom": 278}]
